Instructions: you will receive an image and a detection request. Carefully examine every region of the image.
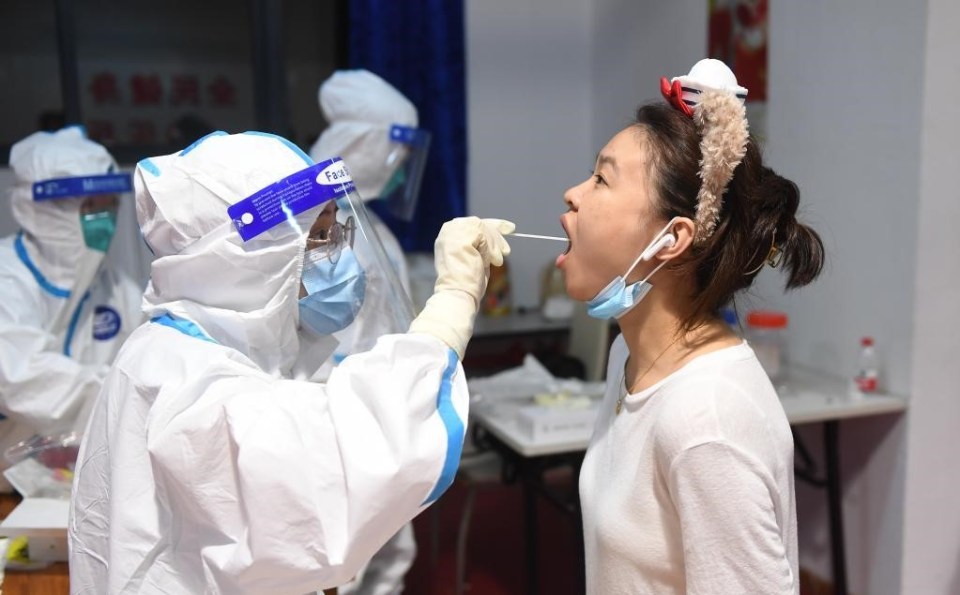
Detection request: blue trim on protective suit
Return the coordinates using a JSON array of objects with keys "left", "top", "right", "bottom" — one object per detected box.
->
[
  {"left": 242, "top": 131, "right": 314, "bottom": 166},
  {"left": 138, "top": 158, "right": 161, "bottom": 177},
  {"left": 150, "top": 313, "right": 217, "bottom": 344},
  {"left": 179, "top": 130, "right": 228, "bottom": 156},
  {"left": 14, "top": 232, "right": 71, "bottom": 299},
  {"left": 423, "top": 348, "right": 465, "bottom": 505},
  {"left": 63, "top": 291, "right": 90, "bottom": 357}
]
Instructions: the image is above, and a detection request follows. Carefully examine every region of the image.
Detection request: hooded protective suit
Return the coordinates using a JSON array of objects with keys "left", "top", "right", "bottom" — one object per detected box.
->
[
  {"left": 310, "top": 68, "right": 417, "bottom": 297},
  {"left": 0, "top": 127, "right": 141, "bottom": 491},
  {"left": 68, "top": 131, "right": 512, "bottom": 594},
  {"left": 310, "top": 70, "right": 421, "bottom": 594}
]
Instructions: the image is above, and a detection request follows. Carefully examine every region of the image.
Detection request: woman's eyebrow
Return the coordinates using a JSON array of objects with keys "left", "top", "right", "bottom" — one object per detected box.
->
[{"left": 596, "top": 153, "right": 618, "bottom": 175}]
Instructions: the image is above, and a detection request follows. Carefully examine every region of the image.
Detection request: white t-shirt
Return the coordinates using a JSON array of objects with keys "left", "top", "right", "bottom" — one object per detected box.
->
[{"left": 579, "top": 336, "right": 798, "bottom": 594}]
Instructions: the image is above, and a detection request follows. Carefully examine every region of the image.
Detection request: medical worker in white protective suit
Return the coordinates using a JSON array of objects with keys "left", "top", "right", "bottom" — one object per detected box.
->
[
  {"left": 68, "top": 130, "right": 514, "bottom": 595},
  {"left": 0, "top": 126, "right": 141, "bottom": 491},
  {"left": 309, "top": 69, "right": 432, "bottom": 594}
]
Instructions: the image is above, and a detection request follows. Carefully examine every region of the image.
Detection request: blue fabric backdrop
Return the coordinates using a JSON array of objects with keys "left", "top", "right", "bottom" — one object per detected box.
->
[{"left": 348, "top": 0, "right": 467, "bottom": 252}]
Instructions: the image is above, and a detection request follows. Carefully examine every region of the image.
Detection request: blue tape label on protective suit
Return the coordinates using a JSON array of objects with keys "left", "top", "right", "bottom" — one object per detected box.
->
[
  {"left": 228, "top": 158, "right": 355, "bottom": 242},
  {"left": 389, "top": 125, "right": 430, "bottom": 148},
  {"left": 32, "top": 173, "right": 133, "bottom": 201}
]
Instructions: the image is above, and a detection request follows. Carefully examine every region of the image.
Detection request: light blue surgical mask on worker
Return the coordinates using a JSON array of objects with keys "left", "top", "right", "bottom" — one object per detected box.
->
[
  {"left": 299, "top": 246, "right": 367, "bottom": 335},
  {"left": 586, "top": 219, "right": 678, "bottom": 320},
  {"left": 80, "top": 210, "right": 117, "bottom": 252}
]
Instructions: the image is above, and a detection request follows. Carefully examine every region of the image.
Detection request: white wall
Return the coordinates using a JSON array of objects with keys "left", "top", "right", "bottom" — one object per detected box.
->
[
  {"left": 591, "top": 0, "right": 706, "bottom": 151},
  {"left": 756, "top": 2, "right": 928, "bottom": 592},
  {"left": 757, "top": 0, "right": 925, "bottom": 396},
  {"left": 466, "top": 0, "right": 706, "bottom": 310},
  {"left": 466, "top": 0, "right": 594, "bottom": 309},
  {"left": 901, "top": 0, "right": 960, "bottom": 591}
]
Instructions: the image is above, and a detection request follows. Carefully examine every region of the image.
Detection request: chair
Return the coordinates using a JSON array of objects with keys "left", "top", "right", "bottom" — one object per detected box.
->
[
  {"left": 428, "top": 448, "right": 503, "bottom": 595},
  {"left": 453, "top": 451, "right": 503, "bottom": 595},
  {"left": 565, "top": 301, "right": 611, "bottom": 381}
]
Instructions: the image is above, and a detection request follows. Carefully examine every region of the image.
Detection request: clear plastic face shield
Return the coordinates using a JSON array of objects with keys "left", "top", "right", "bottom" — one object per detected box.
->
[
  {"left": 32, "top": 172, "right": 131, "bottom": 253},
  {"left": 379, "top": 124, "right": 431, "bottom": 221},
  {"left": 228, "top": 157, "right": 415, "bottom": 344}
]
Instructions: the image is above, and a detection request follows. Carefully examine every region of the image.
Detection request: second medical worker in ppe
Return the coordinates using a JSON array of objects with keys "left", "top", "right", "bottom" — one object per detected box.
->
[
  {"left": 0, "top": 127, "right": 141, "bottom": 491},
  {"left": 68, "top": 130, "right": 514, "bottom": 594},
  {"left": 309, "top": 68, "right": 431, "bottom": 594}
]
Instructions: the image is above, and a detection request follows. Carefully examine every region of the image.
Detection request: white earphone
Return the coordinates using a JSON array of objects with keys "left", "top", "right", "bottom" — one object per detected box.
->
[{"left": 640, "top": 232, "right": 677, "bottom": 261}]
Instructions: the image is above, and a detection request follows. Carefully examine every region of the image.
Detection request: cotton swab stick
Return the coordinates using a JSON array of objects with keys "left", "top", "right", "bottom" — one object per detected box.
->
[{"left": 511, "top": 233, "right": 567, "bottom": 242}]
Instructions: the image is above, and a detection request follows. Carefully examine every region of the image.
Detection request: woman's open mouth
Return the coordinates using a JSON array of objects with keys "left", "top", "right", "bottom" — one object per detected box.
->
[{"left": 556, "top": 219, "right": 572, "bottom": 267}]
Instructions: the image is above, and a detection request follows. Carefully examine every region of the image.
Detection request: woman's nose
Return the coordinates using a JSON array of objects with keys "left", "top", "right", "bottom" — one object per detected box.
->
[{"left": 563, "top": 185, "right": 579, "bottom": 210}]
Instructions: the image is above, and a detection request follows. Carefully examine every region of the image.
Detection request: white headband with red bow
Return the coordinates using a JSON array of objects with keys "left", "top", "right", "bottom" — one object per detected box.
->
[{"left": 660, "top": 59, "right": 750, "bottom": 245}]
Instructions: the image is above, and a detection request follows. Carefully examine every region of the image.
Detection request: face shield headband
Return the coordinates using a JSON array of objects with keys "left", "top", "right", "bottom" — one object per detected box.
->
[
  {"left": 228, "top": 157, "right": 355, "bottom": 242},
  {"left": 227, "top": 158, "right": 367, "bottom": 336},
  {"left": 31, "top": 172, "right": 133, "bottom": 202},
  {"left": 32, "top": 172, "right": 132, "bottom": 252}
]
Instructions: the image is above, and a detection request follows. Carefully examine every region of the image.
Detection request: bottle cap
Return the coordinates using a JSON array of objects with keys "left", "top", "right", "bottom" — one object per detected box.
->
[
  {"left": 861, "top": 336, "right": 874, "bottom": 347},
  {"left": 746, "top": 310, "right": 788, "bottom": 329}
]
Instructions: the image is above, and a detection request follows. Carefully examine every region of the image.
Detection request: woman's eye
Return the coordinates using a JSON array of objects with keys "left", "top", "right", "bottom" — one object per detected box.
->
[{"left": 593, "top": 174, "right": 605, "bottom": 186}]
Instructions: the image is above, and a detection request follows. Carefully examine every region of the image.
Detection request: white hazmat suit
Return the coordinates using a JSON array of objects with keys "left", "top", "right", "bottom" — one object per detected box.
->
[
  {"left": 0, "top": 127, "right": 141, "bottom": 491},
  {"left": 68, "top": 131, "right": 513, "bottom": 594}
]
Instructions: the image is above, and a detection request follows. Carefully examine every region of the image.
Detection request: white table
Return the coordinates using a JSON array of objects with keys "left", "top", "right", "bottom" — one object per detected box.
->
[{"left": 470, "top": 367, "right": 908, "bottom": 595}]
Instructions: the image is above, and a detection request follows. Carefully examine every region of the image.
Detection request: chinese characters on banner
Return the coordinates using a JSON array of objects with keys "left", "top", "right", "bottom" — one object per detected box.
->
[
  {"left": 85, "top": 71, "right": 239, "bottom": 145},
  {"left": 708, "top": 0, "right": 768, "bottom": 140}
]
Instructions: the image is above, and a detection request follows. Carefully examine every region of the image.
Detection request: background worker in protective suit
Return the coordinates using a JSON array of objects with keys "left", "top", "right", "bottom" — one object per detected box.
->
[
  {"left": 0, "top": 126, "right": 142, "bottom": 491},
  {"left": 309, "top": 69, "right": 431, "bottom": 594},
  {"left": 309, "top": 69, "right": 424, "bottom": 299},
  {"left": 68, "top": 131, "right": 514, "bottom": 595}
]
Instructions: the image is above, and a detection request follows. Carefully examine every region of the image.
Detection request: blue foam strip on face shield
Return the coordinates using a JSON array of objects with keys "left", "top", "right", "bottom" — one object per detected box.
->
[
  {"left": 423, "top": 349, "right": 466, "bottom": 505},
  {"left": 32, "top": 173, "right": 133, "bottom": 201},
  {"left": 228, "top": 158, "right": 356, "bottom": 242},
  {"left": 389, "top": 124, "right": 430, "bottom": 148}
]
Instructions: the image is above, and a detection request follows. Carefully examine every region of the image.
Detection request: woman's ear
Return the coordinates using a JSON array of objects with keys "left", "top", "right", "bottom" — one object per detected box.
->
[{"left": 656, "top": 217, "right": 695, "bottom": 260}]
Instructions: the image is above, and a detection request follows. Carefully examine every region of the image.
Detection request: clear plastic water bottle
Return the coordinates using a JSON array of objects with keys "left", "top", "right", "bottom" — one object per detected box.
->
[{"left": 853, "top": 336, "right": 880, "bottom": 395}]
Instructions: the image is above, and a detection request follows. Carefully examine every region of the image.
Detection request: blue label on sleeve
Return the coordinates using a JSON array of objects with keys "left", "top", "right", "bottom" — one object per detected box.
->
[
  {"left": 389, "top": 125, "right": 430, "bottom": 148},
  {"left": 92, "top": 305, "right": 122, "bottom": 341},
  {"left": 32, "top": 173, "right": 133, "bottom": 201},
  {"left": 227, "top": 158, "right": 355, "bottom": 242}
]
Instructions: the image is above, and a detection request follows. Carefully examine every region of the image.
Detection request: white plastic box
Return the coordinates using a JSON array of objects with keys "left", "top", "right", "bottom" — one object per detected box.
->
[{"left": 515, "top": 403, "right": 598, "bottom": 443}]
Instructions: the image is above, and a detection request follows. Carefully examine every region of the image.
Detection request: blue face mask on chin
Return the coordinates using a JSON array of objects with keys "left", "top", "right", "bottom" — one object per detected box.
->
[
  {"left": 298, "top": 247, "right": 367, "bottom": 335},
  {"left": 586, "top": 219, "right": 677, "bottom": 320}
]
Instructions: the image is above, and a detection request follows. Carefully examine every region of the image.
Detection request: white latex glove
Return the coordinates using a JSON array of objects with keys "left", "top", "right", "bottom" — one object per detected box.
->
[{"left": 409, "top": 217, "right": 515, "bottom": 358}]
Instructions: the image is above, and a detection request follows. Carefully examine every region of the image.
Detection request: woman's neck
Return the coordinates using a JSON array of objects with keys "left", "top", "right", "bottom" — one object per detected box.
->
[{"left": 615, "top": 288, "right": 739, "bottom": 392}]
